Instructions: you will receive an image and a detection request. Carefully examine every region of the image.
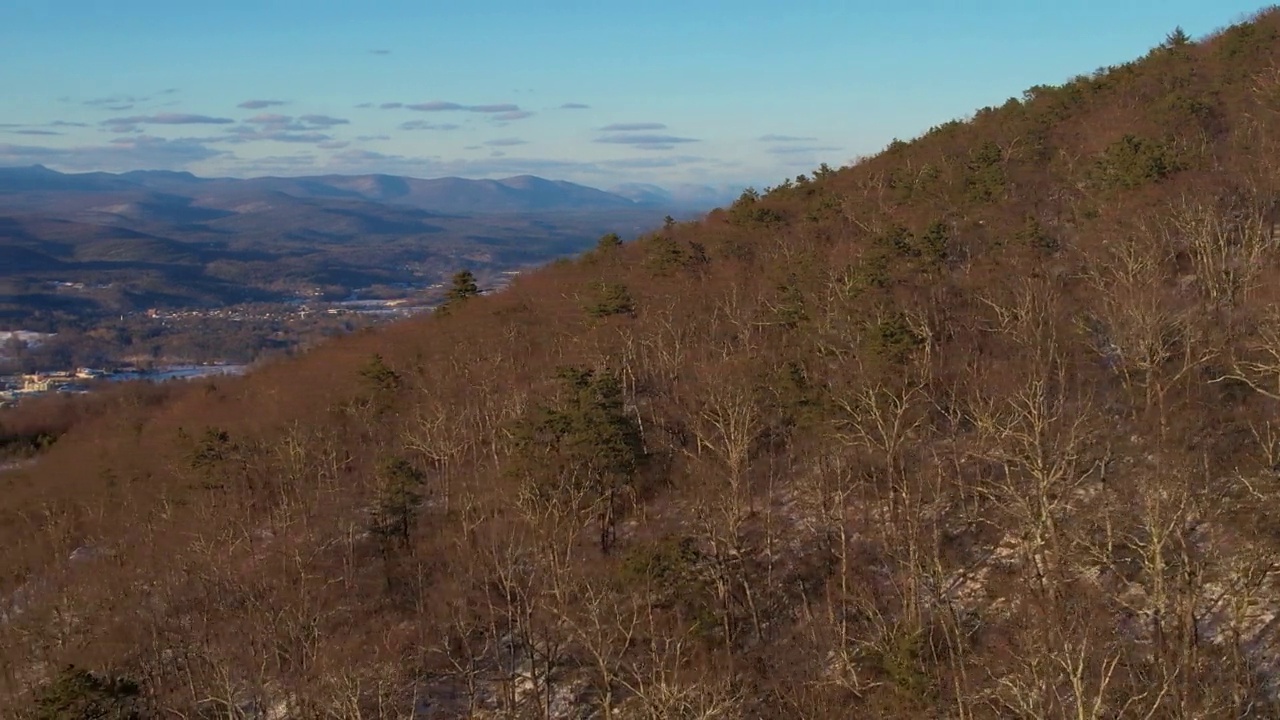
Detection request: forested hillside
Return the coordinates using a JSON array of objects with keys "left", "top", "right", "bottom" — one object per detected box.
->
[{"left": 7, "top": 11, "right": 1280, "bottom": 719}]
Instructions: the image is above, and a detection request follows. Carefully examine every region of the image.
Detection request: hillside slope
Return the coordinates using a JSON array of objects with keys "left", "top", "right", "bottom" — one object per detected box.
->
[{"left": 6, "top": 12, "right": 1280, "bottom": 719}]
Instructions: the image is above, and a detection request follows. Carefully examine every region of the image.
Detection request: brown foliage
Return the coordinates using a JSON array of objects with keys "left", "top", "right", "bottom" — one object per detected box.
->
[{"left": 9, "top": 12, "right": 1280, "bottom": 718}]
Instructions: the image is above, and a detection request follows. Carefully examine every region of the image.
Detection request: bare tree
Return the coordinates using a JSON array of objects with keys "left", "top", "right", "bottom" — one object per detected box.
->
[
  {"left": 1165, "top": 193, "right": 1277, "bottom": 311},
  {"left": 970, "top": 368, "right": 1100, "bottom": 599},
  {"left": 1212, "top": 309, "right": 1280, "bottom": 399}
]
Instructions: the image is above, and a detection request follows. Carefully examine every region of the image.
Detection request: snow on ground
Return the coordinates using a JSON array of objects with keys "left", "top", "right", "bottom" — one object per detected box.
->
[
  {"left": 0, "top": 331, "right": 54, "bottom": 356},
  {"left": 0, "top": 460, "right": 34, "bottom": 474}
]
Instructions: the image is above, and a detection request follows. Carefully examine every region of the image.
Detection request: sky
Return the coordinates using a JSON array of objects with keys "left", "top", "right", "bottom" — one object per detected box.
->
[{"left": 0, "top": 1, "right": 1268, "bottom": 193}]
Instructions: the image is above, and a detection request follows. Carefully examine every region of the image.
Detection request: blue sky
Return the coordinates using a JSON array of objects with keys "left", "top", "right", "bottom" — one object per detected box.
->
[{"left": 0, "top": 1, "right": 1266, "bottom": 193}]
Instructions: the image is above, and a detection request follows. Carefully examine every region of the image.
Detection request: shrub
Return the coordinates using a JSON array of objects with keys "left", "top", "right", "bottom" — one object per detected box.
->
[
  {"left": 31, "top": 666, "right": 144, "bottom": 720},
  {"left": 584, "top": 282, "right": 635, "bottom": 318},
  {"left": 1092, "top": 134, "right": 1179, "bottom": 189}
]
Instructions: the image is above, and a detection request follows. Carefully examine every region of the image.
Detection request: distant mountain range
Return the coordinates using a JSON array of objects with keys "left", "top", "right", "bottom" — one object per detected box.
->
[
  {"left": 0, "top": 165, "right": 731, "bottom": 215},
  {"left": 608, "top": 181, "right": 745, "bottom": 209},
  {"left": 0, "top": 166, "right": 719, "bottom": 322}
]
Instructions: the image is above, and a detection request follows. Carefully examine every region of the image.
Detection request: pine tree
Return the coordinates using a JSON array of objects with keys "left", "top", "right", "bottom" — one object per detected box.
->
[
  {"left": 438, "top": 269, "right": 480, "bottom": 315},
  {"left": 584, "top": 282, "right": 635, "bottom": 318},
  {"left": 514, "top": 367, "right": 645, "bottom": 553},
  {"left": 447, "top": 270, "right": 479, "bottom": 303},
  {"left": 1164, "top": 26, "right": 1192, "bottom": 49},
  {"left": 370, "top": 457, "right": 425, "bottom": 547},
  {"left": 596, "top": 232, "right": 622, "bottom": 252}
]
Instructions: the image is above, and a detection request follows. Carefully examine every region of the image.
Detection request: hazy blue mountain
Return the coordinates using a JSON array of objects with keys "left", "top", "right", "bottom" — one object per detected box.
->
[{"left": 0, "top": 166, "right": 710, "bottom": 320}]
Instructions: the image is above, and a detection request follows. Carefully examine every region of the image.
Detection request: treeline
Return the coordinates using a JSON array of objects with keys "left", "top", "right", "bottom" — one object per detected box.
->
[
  {"left": 5, "top": 11, "right": 1280, "bottom": 720},
  {"left": 1, "top": 310, "right": 365, "bottom": 373}
]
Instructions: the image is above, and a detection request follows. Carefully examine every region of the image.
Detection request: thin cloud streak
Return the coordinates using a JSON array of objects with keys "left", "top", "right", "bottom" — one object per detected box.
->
[
  {"left": 103, "top": 113, "right": 235, "bottom": 126},
  {"left": 595, "top": 134, "right": 699, "bottom": 147},
  {"left": 468, "top": 104, "right": 520, "bottom": 113},
  {"left": 399, "top": 121, "right": 460, "bottom": 131},
  {"left": 758, "top": 134, "right": 817, "bottom": 142},
  {"left": 298, "top": 115, "right": 349, "bottom": 127},
  {"left": 600, "top": 123, "right": 666, "bottom": 132},
  {"left": 245, "top": 113, "right": 292, "bottom": 124},
  {"left": 406, "top": 101, "right": 465, "bottom": 112},
  {"left": 398, "top": 101, "right": 531, "bottom": 117},
  {"left": 84, "top": 95, "right": 147, "bottom": 108},
  {"left": 238, "top": 99, "right": 288, "bottom": 109}
]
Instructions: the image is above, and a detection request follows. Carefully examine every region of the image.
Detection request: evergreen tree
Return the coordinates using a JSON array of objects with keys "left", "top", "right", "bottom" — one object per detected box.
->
[
  {"left": 918, "top": 220, "right": 950, "bottom": 263},
  {"left": 1165, "top": 26, "right": 1192, "bottom": 48},
  {"left": 584, "top": 281, "right": 635, "bottom": 318},
  {"left": 438, "top": 269, "right": 480, "bottom": 315},
  {"left": 515, "top": 367, "right": 644, "bottom": 553},
  {"left": 359, "top": 353, "right": 401, "bottom": 395},
  {"left": 447, "top": 270, "right": 479, "bottom": 303},
  {"left": 370, "top": 457, "right": 425, "bottom": 547},
  {"left": 595, "top": 232, "right": 622, "bottom": 252},
  {"left": 358, "top": 353, "right": 402, "bottom": 416}
]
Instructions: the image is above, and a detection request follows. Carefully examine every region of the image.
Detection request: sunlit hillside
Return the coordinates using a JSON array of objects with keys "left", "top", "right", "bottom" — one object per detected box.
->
[{"left": 7, "top": 11, "right": 1280, "bottom": 719}]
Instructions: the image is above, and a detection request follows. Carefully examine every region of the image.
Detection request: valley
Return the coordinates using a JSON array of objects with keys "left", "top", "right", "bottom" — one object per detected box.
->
[{"left": 0, "top": 168, "right": 693, "bottom": 376}]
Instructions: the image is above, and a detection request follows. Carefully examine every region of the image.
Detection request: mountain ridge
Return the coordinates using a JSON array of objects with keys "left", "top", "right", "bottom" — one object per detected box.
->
[{"left": 0, "top": 165, "right": 703, "bottom": 214}]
